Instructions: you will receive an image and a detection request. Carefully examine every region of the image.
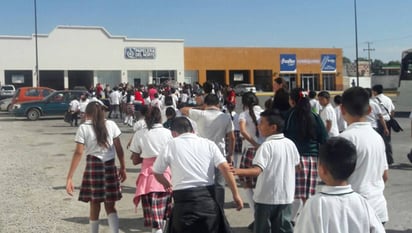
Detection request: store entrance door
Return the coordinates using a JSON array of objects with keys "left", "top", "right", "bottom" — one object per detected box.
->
[{"left": 301, "top": 75, "right": 316, "bottom": 91}]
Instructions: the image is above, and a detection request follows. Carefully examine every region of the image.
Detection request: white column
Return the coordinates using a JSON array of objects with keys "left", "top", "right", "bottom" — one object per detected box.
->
[
  {"left": 33, "top": 69, "right": 38, "bottom": 87},
  {"left": 64, "top": 70, "right": 69, "bottom": 90},
  {"left": 148, "top": 70, "right": 153, "bottom": 85},
  {"left": 121, "top": 70, "right": 127, "bottom": 84},
  {"left": 93, "top": 71, "right": 98, "bottom": 86},
  {"left": 0, "top": 69, "right": 4, "bottom": 86}
]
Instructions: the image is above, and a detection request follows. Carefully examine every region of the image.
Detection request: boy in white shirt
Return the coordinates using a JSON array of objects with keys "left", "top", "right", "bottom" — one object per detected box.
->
[
  {"left": 294, "top": 137, "right": 385, "bottom": 233},
  {"left": 234, "top": 109, "right": 300, "bottom": 233},
  {"left": 318, "top": 91, "right": 339, "bottom": 137},
  {"left": 339, "top": 87, "right": 389, "bottom": 223}
]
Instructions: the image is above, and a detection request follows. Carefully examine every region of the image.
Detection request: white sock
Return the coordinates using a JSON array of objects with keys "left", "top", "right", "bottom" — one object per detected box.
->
[
  {"left": 243, "top": 188, "right": 255, "bottom": 215},
  {"left": 90, "top": 220, "right": 99, "bottom": 233},
  {"left": 124, "top": 116, "right": 129, "bottom": 123},
  {"left": 107, "top": 212, "right": 119, "bottom": 233}
]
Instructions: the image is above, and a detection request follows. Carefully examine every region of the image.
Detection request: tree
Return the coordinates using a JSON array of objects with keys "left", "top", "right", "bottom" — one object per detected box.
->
[
  {"left": 386, "top": 60, "right": 400, "bottom": 66},
  {"left": 371, "top": 59, "right": 384, "bottom": 75},
  {"left": 343, "top": 56, "right": 351, "bottom": 64}
]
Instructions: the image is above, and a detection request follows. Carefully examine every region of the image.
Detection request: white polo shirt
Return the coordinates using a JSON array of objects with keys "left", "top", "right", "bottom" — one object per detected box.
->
[
  {"left": 188, "top": 107, "right": 234, "bottom": 154},
  {"left": 294, "top": 185, "right": 386, "bottom": 233},
  {"left": 253, "top": 134, "right": 300, "bottom": 205},
  {"left": 238, "top": 105, "right": 264, "bottom": 148},
  {"left": 339, "top": 122, "right": 388, "bottom": 222},
  {"left": 320, "top": 103, "right": 339, "bottom": 137},
  {"left": 153, "top": 133, "right": 227, "bottom": 191},
  {"left": 374, "top": 93, "right": 395, "bottom": 121},
  {"left": 367, "top": 99, "right": 384, "bottom": 129},
  {"left": 129, "top": 124, "right": 172, "bottom": 158},
  {"left": 75, "top": 120, "right": 121, "bottom": 162}
]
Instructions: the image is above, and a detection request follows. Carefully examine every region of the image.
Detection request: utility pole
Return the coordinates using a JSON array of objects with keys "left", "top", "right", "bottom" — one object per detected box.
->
[
  {"left": 354, "top": 0, "right": 359, "bottom": 86},
  {"left": 363, "top": 41, "right": 375, "bottom": 76},
  {"left": 34, "top": 0, "right": 40, "bottom": 87},
  {"left": 363, "top": 41, "right": 375, "bottom": 62}
]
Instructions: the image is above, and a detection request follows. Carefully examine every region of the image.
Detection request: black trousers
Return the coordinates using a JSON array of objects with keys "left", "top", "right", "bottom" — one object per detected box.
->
[{"left": 377, "top": 121, "right": 394, "bottom": 165}]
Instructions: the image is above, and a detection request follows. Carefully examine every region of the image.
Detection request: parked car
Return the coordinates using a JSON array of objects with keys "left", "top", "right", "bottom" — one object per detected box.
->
[
  {"left": 0, "top": 84, "right": 16, "bottom": 99},
  {"left": 12, "top": 90, "right": 84, "bottom": 120},
  {"left": 0, "top": 97, "right": 13, "bottom": 111},
  {"left": 10, "top": 87, "right": 55, "bottom": 109},
  {"left": 233, "top": 83, "right": 257, "bottom": 96}
]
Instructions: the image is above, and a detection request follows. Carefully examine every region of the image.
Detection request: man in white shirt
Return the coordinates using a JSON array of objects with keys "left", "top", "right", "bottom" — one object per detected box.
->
[
  {"left": 372, "top": 84, "right": 395, "bottom": 165},
  {"left": 109, "top": 87, "right": 122, "bottom": 119},
  {"left": 153, "top": 117, "right": 243, "bottom": 233},
  {"left": 180, "top": 94, "right": 235, "bottom": 209},
  {"left": 318, "top": 91, "right": 339, "bottom": 137},
  {"left": 339, "top": 87, "right": 389, "bottom": 223}
]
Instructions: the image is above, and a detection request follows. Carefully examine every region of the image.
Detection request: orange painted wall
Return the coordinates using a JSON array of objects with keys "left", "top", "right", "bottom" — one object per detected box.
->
[{"left": 184, "top": 47, "right": 343, "bottom": 90}]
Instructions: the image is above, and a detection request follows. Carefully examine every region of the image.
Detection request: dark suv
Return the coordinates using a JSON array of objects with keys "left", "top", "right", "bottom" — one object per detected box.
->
[{"left": 12, "top": 90, "right": 84, "bottom": 120}]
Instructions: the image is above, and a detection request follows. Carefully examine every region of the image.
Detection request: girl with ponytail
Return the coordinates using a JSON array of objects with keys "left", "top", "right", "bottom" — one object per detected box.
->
[
  {"left": 238, "top": 91, "right": 264, "bottom": 227},
  {"left": 284, "top": 88, "right": 327, "bottom": 206},
  {"left": 66, "top": 101, "right": 127, "bottom": 233}
]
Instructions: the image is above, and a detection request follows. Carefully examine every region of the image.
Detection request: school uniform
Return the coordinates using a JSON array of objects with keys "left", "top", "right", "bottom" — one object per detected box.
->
[
  {"left": 188, "top": 107, "right": 234, "bottom": 207},
  {"left": 367, "top": 99, "right": 384, "bottom": 129},
  {"left": 339, "top": 122, "right": 389, "bottom": 223},
  {"left": 153, "top": 133, "right": 232, "bottom": 233},
  {"left": 294, "top": 185, "right": 385, "bottom": 233},
  {"left": 238, "top": 105, "right": 264, "bottom": 187},
  {"left": 374, "top": 93, "right": 396, "bottom": 164},
  {"left": 320, "top": 103, "right": 339, "bottom": 137},
  {"left": 284, "top": 108, "right": 328, "bottom": 199},
  {"left": 129, "top": 123, "right": 173, "bottom": 229},
  {"left": 74, "top": 119, "right": 122, "bottom": 203},
  {"left": 252, "top": 134, "right": 300, "bottom": 233},
  {"left": 334, "top": 105, "right": 347, "bottom": 132}
]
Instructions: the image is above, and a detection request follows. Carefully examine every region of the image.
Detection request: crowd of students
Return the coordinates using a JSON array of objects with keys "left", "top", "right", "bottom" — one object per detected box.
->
[{"left": 65, "top": 78, "right": 395, "bottom": 233}]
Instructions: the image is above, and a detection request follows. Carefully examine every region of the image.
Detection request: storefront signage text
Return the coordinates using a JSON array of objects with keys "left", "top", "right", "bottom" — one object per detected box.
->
[
  {"left": 280, "top": 54, "right": 296, "bottom": 72},
  {"left": 321, "top": 54, "right": 336, "bottom": 72},
  {"left": 125, "top": 47, "right": 156, "bottom": 59}
]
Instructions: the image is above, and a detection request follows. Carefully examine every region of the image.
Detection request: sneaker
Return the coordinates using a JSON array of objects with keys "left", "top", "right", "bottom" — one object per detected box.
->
[
  {"left": 407, "top": 150, "right": 412, "bottom": 163},
  {"left": 247, "top": 221, "right": 254, "bottom": 231}
]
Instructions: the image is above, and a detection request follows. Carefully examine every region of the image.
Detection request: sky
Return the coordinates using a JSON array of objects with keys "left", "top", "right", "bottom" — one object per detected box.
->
[{"left": 0, "top": 0, "right": 411, "bottom": 63}]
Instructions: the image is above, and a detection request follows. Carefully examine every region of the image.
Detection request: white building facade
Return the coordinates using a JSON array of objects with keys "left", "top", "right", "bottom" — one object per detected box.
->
[{"left": 0, "top": 26, "right": 185, "bottom": 90}]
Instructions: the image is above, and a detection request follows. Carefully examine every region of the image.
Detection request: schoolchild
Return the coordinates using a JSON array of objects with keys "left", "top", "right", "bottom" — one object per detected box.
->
[
  {"left": 234, "top": 109, "right": 300, "bottom": 233},
  {"left": 333, "top": 95, "right": 347, "bottom": 133},
  {"left": 238, "top": 92, "right": 264, "bottom": 228},
  {"left": 318, "top": 91, "right": 339, "bottom": 137},
  {"left": 294, "top": 137, "right": 386, "bottom": 233},
  {"left": 66, "top": 101, "right": 127, "bottom": 233},
  {"left": 308, "top": 90, "right": 321, "bottom": 114},
  {"left": 339, "top": 87, "right": 389, "bottom": 223},
  {"left": 163, "top": 107, "right": 176, "bottom": 130},
  {"left": 69, "top": 96, "right": 80, "bottom": 127},
  {"left": 129, "top": 107, "right": 173, "bottom": 233}
]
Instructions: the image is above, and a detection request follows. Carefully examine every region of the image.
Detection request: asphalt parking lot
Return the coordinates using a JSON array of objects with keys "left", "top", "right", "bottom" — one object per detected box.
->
[{"left": 0, "top": 111, "right": 411, "bottom": 233}]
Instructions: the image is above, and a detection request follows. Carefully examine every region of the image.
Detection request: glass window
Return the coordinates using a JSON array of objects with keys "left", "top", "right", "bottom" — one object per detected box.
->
[
  {"left": 322, "top": 74, "right": 336, "bottom": 90},
  {"left": 26, "top": 89, "right": 40, "bottom": 97}
]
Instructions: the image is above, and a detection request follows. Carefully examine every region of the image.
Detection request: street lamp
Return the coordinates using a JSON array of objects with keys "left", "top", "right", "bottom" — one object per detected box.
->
[
  {"left": 34, "top": 0, "right": 40, "bottom": 87},
  {"left": 354, "top": 0, "right": 359, "bottom": 86}
]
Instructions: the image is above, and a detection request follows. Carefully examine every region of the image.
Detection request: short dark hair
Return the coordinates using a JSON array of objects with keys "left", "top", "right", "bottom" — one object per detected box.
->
[
  {"left": 319, "top": 137, "right": 357, "bottom": 181},
  {"left": 204, "top": 94, "right": 220, "bottom": 106},
  {"left": 165, "top": 107, "right": 176, "bottom": 118},
  {"left": 308, "top": 90, "right": 317, "bottom": 99},
  {"left": 203, "top": 81, "right": 213, "bottom": 94},
  {"left": 333, "top": 95, "right": 342, "bottom": 105},
  {"left": 372, "top": 84, "right": 383, "bottom": 94},
  {"left": 341, "top": 87, "right": 369, "bottom": 117},
  {"left": 317, "top": 91, "right": 330, "bottom": 100},
  {"left": 171, "top": 117, "right": 193, "bottom": 134},
  {"left": 260, "top": 109, "right": 285, "bottom": 133}
]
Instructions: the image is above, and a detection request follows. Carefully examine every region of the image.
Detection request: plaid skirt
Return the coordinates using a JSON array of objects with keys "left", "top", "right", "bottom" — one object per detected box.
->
[
  {"left": 126, "top": 103, "right": 135, "bottom": 115},
  {"left": 141, "top": 192, "right": 172, "bottom": 229},
  {"left": 78, "top": 155, "right": 122, "bottom": 203},
  {"left": 295, "top": 156, "right": 318, "bottom": 199},
  {"left": 239, "top": 147, "right": 257, "bottom": 188}
]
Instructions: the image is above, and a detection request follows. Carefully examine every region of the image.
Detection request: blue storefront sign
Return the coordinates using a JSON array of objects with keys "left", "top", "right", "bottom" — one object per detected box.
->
[
  {"left": 321, "top": 54, "right": 336, "bottom": 72},
  {"left": 280, "top": 54, "right": 296, "bottom": 72}
]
